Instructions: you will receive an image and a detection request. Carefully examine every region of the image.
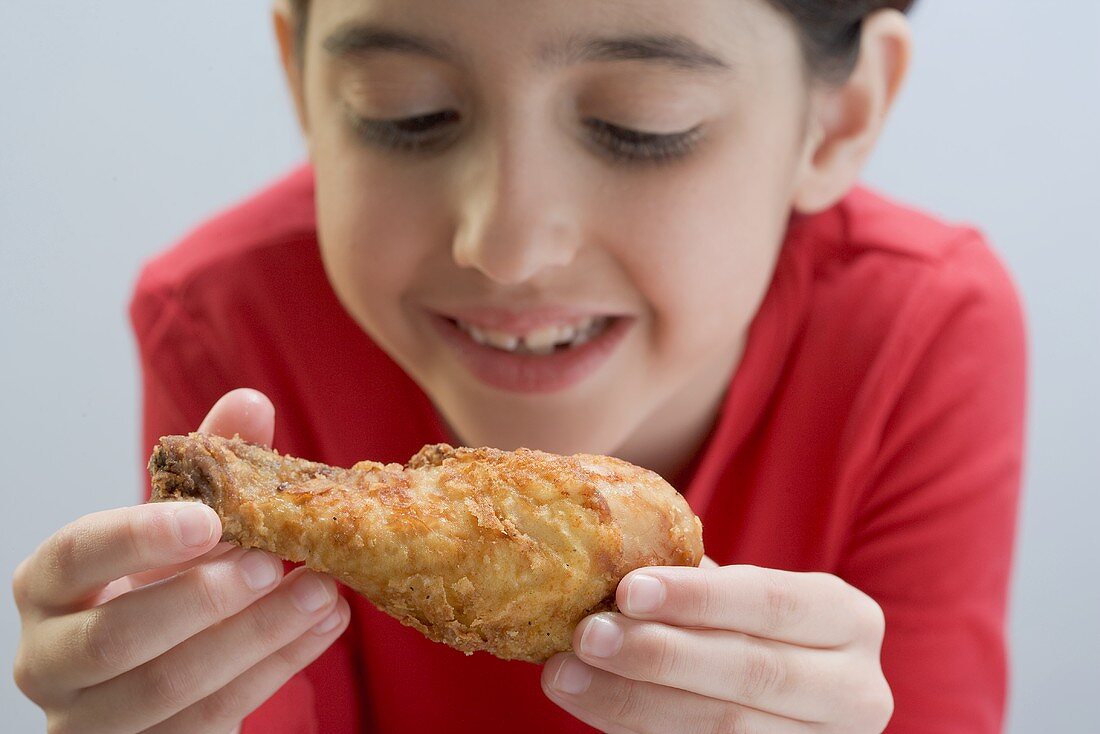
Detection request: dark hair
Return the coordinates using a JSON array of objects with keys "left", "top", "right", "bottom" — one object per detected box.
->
[
  {"left": 770, "top": 0, "right": 916, "bottom": 80},
  {"left": 287, "top": 0, "right": 916, "bottom": 81}
]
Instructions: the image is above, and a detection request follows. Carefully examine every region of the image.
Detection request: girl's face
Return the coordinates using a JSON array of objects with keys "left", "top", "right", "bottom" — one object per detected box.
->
[{"left": 294, "top": 0, "right": 817, "bottom": 473}]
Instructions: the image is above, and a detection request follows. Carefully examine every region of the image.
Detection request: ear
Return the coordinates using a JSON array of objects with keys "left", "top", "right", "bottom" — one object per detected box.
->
[
  {"left": 792, "top": 9, "right": 912, "bottom": 214},
  {"left": 273, "top": 0, "right": 310, "bottom": 139}
]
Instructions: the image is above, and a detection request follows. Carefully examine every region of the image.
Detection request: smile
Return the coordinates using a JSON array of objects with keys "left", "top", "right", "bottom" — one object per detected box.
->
[
  {"left": 427, "top": 309, "right": 633, "bottom": 394},
  {"left": 453, "top": 316, "right": 612, "bottom": 355}
]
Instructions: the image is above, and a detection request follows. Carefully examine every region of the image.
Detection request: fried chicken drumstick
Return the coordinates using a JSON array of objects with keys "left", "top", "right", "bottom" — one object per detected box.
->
[{"left": 148, "top": 434, "right": 703, "bottom": 662}]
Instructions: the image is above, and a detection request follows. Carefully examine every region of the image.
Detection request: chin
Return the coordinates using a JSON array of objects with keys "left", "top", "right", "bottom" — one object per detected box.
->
[{"left": 436, "top": 389, "right": 640, "bottom": 459}]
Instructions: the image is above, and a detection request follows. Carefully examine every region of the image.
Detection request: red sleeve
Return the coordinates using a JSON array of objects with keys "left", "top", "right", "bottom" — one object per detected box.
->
[
  {"left": 129, "top": 272, "right": 329, "bottom": 734},
  {"left": 839, "top": 235, "right": 1027, "bottom": 733}
]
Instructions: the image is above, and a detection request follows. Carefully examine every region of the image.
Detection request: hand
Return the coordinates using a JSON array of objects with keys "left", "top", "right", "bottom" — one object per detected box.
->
[
  {"left": 12, "top": 389, "right": 350, "bottom": 734},
  {"left": 541, "top": 559, "right": 893, "bottom": 733}
]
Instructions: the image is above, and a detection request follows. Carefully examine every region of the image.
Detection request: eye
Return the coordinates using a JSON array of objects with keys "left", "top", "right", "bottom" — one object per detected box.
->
[
  {"left": 584, "top": 119, "right": 703, "bottom": 164},
  {"left": 347, "top": 109, "right": 461, "bottom": 153}
]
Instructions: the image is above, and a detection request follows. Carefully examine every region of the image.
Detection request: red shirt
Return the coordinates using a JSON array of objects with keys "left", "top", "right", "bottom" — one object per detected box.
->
[{"left": 131, "top": 165, "right": 1026, "bottom": 734}]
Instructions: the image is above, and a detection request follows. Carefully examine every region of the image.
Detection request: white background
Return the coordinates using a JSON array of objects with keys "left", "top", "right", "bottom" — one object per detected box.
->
[{"left": 2, "top": 2, "right": 1097, "bottom": 731}]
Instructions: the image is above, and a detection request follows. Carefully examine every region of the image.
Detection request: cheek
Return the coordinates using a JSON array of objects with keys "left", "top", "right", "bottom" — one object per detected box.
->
[
  {"left": 310, "top": 124, "right": 447, "bottom": 353},
  {"left": 596, "top": 133, "right": 797, "bottom": 366},
  {"left": 305, "top": 67, "right": 434, "bottom": 331}
]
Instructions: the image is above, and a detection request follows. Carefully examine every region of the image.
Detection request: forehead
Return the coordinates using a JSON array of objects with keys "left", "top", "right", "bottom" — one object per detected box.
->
[{"left": 306, "top": 0, "right": 797, "bottom": 76}]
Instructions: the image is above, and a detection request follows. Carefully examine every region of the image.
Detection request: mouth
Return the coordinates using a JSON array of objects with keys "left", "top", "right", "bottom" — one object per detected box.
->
[
  {"left": 453, "top": 315, "right": 612, "bottom": 355},
  {"left": 426, "top": 309, "right": 633, "bottom": 394}
]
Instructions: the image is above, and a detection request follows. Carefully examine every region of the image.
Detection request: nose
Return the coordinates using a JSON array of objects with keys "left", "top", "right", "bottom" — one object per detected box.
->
[{"left": 451, "top": 132, "right": 582, "bottom": 285}]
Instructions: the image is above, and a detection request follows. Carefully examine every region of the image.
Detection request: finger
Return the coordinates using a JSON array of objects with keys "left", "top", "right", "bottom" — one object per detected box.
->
[
  {"left": 542, "top": 654, "right": 812, "bottom": 734},
  {"left": 616, "top": 565, "right": 882, "bottom": 648},
  {"left": 573, "top": 612, "right": 845, "bottom": 721},
  {"left": 198, "top": 388, "right": 275, "bottom": 447},
  {"left": 15, "top": 503, "right": 221, "bottom": 613},
  {"left": 98, "top": 543, "right": 237, "bottom": 604},
  {"left": 145, "top": 597, "right": 350, "bottom": 734},
  {"left": 28, "top": 547, "right": 284, "bottom": 690},
  {"left": 71, "top": 567, "right": 340, "bottom": 733}
]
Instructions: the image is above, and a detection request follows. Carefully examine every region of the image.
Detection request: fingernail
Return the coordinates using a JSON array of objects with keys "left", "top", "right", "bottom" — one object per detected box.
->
[
  {"left": 173, "top": 505, "right": 215, "bottom": 547},
  {"left": 552, "top": 656, "right": 593, "bottom": 695},
  {"left": 624, "top": 574, "right": 664, "bottom": 614},
  {"left": 291, "top": 573, "right": 334, "bottom": 613},
  {"left": 240, "top": 550, "right": 280, "bottom": 591},
  {"left": 579, "top": 614, "right": 623, "bottom": 658},
  {"left": 312, "top": 608, "right": 343, "bottom": 635}
]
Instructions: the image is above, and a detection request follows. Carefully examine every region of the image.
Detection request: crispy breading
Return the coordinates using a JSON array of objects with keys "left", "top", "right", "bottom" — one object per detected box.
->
[{"left": 148, "top": 433, "right": 703, "bottom": 662}]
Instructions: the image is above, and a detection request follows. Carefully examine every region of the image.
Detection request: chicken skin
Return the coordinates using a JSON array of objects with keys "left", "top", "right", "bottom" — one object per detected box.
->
[{"left": 148, "top": 433, "right": 704, "bottom": 663}]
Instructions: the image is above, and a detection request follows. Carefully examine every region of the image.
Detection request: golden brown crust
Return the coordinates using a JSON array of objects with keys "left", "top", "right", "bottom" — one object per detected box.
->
[{"left": 149, "top": 434, "right": 704, "bottom": 662}]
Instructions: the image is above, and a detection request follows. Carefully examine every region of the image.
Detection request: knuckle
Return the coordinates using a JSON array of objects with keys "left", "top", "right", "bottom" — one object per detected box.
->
[
  {"left": 12, "top": 557, "right": 31, "bottom": 610},
  {"left": 831, "top": 576, "right": 885, "bottom": 643},
  {"left": 144, "top": 660, "right": 198, "bottom": 712},
  {"left": 46, "top": 713, "right": 82, "bottom": 734},
  {"left": 834, "top": 669, "right": 893, "bottom": 731},
  {"left": 12, "top": 645, "right": 44, "bottom": 702},
  {"left": 191, "top": 566, "right": 236, "bottom": 620},
  {"left": 121, "top": 509, "right": 154, "bottom": 567},
  {"left": 11, "top": 648, "right": 31, "bottom": 693},
  {"left": 79, "top": 608, "right": 136, "bottom": 673},
  {"left": 759, "top": 570, "right": 799, "bottom": 636},
  {"left": 875, "top": 680, "right": 896, "bottom": 729},
  {"left": 639, "top": 625, "right": 680, "bottom": 683},
  {"left": 196, "top": 685, "right": 249, "bottom": 728},
  {"left": 243, "top": 597, "right": 294, "bottom": 650},
  {"left": 689, "top": 570, "right": 719, "bottom": 624},
  {"left": 272, "top": 634, "right": 319, "bottom": 672},
  {"left": 709, "top": 703, "right": 750, "bottom": 734},
  {"left": 735, "top": 645, "right": 786, "bottom": 701},
  {"left": 602, "top": 676, "right": 644, "bottom": 723},
  {"left": 271, "top": 643, "right": 305, "bottom": 671},
  {"left": 856, "top": 675, "right": 894, "bottom": 731},
  {"left": 858, "top": 594, "right": 887, "bottom": 642},
  {"left": 45, "top": 526, "right": 82, "bottom": 591}
]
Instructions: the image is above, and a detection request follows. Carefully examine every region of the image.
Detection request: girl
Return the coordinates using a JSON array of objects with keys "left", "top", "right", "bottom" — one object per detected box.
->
[{"left": 13, "top": 0, "right": 1025, "bottom": 732}]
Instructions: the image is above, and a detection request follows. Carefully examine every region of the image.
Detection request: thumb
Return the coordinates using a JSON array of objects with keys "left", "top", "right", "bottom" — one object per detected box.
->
[{"left": 198, "top": 388, "right": 276, "bottom": 447}]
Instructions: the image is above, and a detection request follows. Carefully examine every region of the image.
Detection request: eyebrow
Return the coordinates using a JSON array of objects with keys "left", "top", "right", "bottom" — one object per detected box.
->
[
  {"left": 547, "top": 33, "right": 732, "bottom": 73},
  {"left": 323, "top": 23, "right": 732, "bottom": 74},
  {"left": 324, "top": 25, "right": 457, "bottom": 62}
]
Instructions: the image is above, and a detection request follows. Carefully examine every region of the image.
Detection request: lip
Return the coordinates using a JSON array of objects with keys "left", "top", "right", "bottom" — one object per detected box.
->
[{"left": 426, "top": 309, "right": 633, "bottom": 394}]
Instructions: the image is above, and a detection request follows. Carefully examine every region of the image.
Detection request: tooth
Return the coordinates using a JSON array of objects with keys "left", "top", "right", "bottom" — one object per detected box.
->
[
  {"left": 577, "top": 317, "right": 609, "bottom": 345},
  {"left": 555, "top": 325, "right": 577, "bottom": 345},
  {"left": 522, "top": 325, "right": 560, "bottom": 352},
  {"left": 467, "top": 325, "right": 488, "bottom": 345},
  {"left": 484, "top": 329, "right": 519, "bottom": 351},
  {"left": 460, "top": 315, "right": 612, "bottom": 353}
]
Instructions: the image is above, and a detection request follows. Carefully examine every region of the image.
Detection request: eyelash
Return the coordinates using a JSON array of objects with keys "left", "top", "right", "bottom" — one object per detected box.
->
[
  {"left": 347, "top": 110, "right": 702, "bottom": 164},
  {"left": 348, "top": 111, "right": 460, "bottom": 154},
  {"left": 583, "top": 119, "right": 702, "bottom": 164}
]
